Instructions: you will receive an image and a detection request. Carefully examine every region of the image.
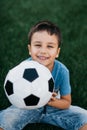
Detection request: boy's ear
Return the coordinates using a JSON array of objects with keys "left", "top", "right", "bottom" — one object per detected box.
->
[
  {"left": 56, "top": 48, "right": 60, "bottom": 58},
  {"left": 28, "top": 44, "right": 31, "bottom": 55}
]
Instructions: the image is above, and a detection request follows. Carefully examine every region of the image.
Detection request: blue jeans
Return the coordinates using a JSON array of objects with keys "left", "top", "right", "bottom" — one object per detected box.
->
[{"left": 0, "top": 105, "right": 87, "bottom": 130}]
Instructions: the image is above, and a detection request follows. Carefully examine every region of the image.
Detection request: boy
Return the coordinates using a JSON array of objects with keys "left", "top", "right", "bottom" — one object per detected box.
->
[{"left": 0, "top": 20, "right": 87, "bottom": 130}]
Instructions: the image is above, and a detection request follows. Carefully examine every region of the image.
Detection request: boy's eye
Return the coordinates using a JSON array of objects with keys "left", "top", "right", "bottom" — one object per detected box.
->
[
  {"left": 47, "top": 45, "right": 54, "bottom": 48},
  {"left": 35, "top": 44, "right": 41, "bottom": 47}
]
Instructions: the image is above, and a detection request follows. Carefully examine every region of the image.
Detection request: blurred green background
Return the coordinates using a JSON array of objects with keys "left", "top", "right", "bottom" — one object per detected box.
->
[{"left": 0, "top": 0, "right": 87, "bottom": 129}]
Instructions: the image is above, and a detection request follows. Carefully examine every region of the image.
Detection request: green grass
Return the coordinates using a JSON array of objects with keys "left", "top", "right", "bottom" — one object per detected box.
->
[{"left": 0, "top": 0, "right": 87, "bottom": 129}]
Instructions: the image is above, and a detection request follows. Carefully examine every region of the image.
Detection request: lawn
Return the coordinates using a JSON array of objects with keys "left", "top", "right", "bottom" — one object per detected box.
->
[{"left": 0, "top": 0, "right": 87, "bottom": 129}]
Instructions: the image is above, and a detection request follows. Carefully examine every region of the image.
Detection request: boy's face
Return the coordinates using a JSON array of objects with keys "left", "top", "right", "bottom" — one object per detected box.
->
[{"left": 28, "top": 31, "right": 60, "bottom": 71}]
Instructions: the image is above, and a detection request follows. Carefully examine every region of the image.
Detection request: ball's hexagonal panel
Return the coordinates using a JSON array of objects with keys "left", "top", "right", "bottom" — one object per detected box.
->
[
  {"left": 48, "top": 78, "right": 54, "bottom": 92},
  {"left": 24, "top": 94, "right": 40, "bottom": 106},
  {"left": 5, "top": 80, "right": 14, "bottom": 95},
  {"left": 23, "top": 68, "right": 39, "bottom": 82}
]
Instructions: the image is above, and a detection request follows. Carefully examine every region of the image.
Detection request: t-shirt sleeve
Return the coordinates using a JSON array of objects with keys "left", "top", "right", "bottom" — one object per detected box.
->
[{"left": 59, "top": 69, "right": 71, "bottom": 96}]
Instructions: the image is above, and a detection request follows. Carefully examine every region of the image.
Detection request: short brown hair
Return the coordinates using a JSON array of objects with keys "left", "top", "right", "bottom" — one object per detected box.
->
[{"left": 28, "top": 20, "right": 62, "bottom": 47}]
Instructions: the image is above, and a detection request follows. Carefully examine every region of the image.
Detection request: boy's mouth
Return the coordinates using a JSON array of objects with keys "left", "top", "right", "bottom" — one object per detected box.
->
[{"left": 37, "top": 56, "right": 49, "bottom": 60}]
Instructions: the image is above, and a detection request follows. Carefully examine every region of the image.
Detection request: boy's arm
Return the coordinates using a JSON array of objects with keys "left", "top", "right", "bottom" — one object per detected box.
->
[{"left": 47, "top": 92, "right": 71, "bottom": 109}]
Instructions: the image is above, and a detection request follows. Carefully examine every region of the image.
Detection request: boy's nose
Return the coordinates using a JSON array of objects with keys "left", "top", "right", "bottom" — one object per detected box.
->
[{"left": 40, "top": 47, "right": 47, "bottom": 54}]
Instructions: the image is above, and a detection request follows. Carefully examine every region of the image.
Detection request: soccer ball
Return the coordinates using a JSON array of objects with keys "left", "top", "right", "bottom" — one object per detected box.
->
[{"left": 4, "top": 60, "right": 54, "bottom": 109}]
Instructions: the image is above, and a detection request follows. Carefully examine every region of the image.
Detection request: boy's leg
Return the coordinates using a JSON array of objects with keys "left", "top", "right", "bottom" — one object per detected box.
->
[
  {"left": 40, "top": 105, "right": 87, "bottom": 130},
  {"left": 0, "top": 105, "right": 43, "bottom": 130}
]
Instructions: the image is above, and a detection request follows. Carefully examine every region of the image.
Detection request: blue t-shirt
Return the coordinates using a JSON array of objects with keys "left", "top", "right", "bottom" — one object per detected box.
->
[{"left": 27, "top": 58, "right": 71, "bottom": 96}]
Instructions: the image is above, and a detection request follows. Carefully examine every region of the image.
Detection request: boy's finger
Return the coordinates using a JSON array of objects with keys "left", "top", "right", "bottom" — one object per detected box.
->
[{"left": 52, "top": 92, "right": 57, "bottom": 97}]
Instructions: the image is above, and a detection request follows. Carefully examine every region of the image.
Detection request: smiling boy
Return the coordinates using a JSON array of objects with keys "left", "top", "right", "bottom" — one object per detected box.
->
[
  {"left": 28, "top": 30, "right": 71, "bottom": 110},
  {"left": 0, "top": 20, "right": 87, "bottom": 130}
]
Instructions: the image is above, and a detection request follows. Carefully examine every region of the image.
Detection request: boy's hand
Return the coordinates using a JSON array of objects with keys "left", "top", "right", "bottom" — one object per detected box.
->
[
  {"left": 47, "top": 92, "right": 57, "bottom": 105},
  {"left": 47, "top": 92, "right": 71, "bottom": 109}
]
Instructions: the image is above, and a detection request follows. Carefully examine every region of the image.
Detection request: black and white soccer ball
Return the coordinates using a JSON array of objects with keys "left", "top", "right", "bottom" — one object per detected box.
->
[{"left": 4, "top": 60, "right": 54, "bottom": 109}]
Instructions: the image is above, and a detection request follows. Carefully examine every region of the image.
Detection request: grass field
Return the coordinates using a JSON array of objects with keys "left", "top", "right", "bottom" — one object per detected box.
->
[{"left": 0, "top": 0, "right": 87, "bottom": 129}]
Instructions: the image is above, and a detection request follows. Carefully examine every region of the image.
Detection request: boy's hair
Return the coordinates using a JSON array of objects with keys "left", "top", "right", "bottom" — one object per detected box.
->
[{"left": 28, "top": 20, "right": 62, "bottom": 47}]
